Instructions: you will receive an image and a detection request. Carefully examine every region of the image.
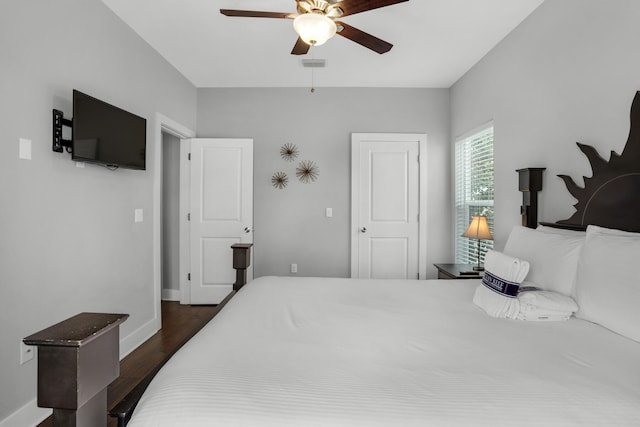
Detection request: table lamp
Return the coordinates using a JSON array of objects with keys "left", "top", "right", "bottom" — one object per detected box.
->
[{"left": 462, "top": 215, "right": 494, "bottom": 271}]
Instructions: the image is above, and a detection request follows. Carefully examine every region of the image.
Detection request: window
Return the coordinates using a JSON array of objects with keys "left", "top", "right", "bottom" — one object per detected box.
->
[{"left": 454, "top": 124, "right": 494, "bottom": 264}]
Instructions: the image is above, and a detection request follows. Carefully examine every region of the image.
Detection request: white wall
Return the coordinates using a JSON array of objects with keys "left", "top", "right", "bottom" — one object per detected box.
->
[
  {"left": 451, "top": 0, "right": 640, "bottom": 249},
  {"left": 0, "top": 1, "right": 196, "bottom": 424},
  {"left": 197, "top": 88, "right": 451, "bottom": 279}
]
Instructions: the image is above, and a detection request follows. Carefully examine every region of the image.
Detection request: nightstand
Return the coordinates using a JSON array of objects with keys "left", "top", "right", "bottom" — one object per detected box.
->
[{"left": 434, "top": 263, "right": 484, "bottom": 280}]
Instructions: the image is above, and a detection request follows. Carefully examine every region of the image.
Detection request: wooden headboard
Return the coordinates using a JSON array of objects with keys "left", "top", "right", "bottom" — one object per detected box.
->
[{"left": 538, "top": 91, "right": 640, "bottom": 232}]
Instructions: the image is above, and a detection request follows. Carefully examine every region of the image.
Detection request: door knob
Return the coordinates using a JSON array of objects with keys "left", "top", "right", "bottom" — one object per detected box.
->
[
  {"left": 360, "top": 227, "right": 367, "bottom": 233},
  {"left": 244, "top": 227, "right": 253, "bottom": 233}
]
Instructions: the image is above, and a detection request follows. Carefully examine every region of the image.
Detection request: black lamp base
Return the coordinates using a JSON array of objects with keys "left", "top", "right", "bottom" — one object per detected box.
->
[{"left": 474, "top": 238, "right": 485, "bottom": 272}]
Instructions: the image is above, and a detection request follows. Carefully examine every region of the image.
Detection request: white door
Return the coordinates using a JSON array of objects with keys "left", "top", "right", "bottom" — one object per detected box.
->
[
  {"left": 188, "top": 138, "right": 253, "bottom": 304},
  {"left": 351, "top": 133, "right": 427, "bottom": 279}
]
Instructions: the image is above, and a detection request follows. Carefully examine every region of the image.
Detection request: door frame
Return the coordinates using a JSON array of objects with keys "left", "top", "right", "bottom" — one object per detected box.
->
[
  {"left": 153, "top": 113, "right": 195, "bottom": 322},
  {"left": 350, "top": 133, "right": 428, "bottom": 279}
]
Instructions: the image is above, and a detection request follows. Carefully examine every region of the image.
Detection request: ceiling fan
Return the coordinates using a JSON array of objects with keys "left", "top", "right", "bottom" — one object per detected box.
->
[{"left": 220, "top": 0, "right": 409, "bottom": 55}]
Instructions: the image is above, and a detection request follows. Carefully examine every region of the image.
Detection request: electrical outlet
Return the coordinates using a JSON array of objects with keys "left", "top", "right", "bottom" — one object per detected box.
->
[
  {"left": 290, "top": 263, "right": 298, "bottom": 274},
  {"left": 20, "top": 342, "right": 34, "bottom": 364}
]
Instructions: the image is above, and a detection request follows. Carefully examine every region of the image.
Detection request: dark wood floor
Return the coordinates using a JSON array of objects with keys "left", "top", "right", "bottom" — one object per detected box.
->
[{"left": 38, "top": 301, "right": 221, "bottom": 427}]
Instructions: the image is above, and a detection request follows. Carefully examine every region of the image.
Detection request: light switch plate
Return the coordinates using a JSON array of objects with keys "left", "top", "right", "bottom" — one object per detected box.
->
[
  {"left": 326, "top": 208, "right": 333, "bottom": 217},
  {"left": 19, "top": 138, "right": 32, "bottom": 160},
  {"left": 134, "top": 209, "right": 144, "bottom": 223}
]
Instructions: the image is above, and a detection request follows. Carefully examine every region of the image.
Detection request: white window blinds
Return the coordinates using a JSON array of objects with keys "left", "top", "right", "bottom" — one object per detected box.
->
[{"left": 455, "top": 125, "right": 494, "bottom": 265}]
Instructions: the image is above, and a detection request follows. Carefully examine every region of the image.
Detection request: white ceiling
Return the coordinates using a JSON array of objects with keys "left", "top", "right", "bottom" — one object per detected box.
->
[{"left": 101, "top": 0, "right": 544, "bottom": 88}]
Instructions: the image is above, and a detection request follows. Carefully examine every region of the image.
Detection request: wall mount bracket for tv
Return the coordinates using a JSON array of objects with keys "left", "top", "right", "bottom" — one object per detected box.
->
[{"left": 52, "top": 109, "right": 72, "bottom": 153}]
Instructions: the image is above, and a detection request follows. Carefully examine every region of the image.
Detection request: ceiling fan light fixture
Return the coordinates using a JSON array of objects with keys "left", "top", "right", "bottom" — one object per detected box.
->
[{"left": 293, "top": 13, "right": 336, "bottom": 46}]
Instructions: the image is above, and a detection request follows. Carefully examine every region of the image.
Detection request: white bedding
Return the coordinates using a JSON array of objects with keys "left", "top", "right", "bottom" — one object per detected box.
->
[{"left": 129, "top": 276, "right": 640, "bottom": 426}]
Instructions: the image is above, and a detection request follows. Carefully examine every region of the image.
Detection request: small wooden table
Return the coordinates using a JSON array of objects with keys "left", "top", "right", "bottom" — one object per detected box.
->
[
  {"left": 434, "top": 263, "right": 484, "bottom": 280},
  {"left": 23, "top": 312, "right": 128, "bottom": 427}
]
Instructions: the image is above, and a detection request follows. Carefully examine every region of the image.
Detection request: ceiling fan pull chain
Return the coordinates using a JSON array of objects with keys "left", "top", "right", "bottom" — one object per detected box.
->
[{"left": 310, "top": 50, "right": 315, "bottom": 93}]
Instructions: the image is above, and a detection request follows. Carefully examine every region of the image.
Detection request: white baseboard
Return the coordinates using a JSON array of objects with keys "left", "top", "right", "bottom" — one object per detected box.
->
[
  {"left": 161, "top": 288, "right": 181, "bottom": 301},
  {"left": 119, "top": 314, "right": 161, "bottom": 359},
  {"left": 0, "top": 399, "right": 50, "bottom": 427}
]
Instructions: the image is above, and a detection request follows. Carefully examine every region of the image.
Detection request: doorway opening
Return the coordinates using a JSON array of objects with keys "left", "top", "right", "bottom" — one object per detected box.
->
[
  {"left": 153, "top": 114, "right": 195, "bottom": 331},
  {"left": 161, "top": 132, "right": 181, "bottom": 301}
]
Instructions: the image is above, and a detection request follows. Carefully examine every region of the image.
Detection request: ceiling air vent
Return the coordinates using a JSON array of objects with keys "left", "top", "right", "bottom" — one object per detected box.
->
[{"left": 301, "top": 59, "right": 326, "bottom": 68}]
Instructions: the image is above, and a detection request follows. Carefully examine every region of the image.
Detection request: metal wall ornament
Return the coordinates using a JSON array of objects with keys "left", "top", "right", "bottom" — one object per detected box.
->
[
  {"left": 296, "top": 160, "right": 319, "bottom": 183},
  {"left": 271, "top": 171, "right": 289, "bottom": 189},
  {"left": 280, "top": 143, "right": 299, "bottom": 162}
]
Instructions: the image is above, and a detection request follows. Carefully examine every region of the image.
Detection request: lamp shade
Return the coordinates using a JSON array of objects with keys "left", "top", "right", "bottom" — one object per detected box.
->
[
  {"left": 462, "top": 215, "right": 493, "bottom": 240},
  {"left": 293, "top": 13, "right": 337, "bottom": 46}
]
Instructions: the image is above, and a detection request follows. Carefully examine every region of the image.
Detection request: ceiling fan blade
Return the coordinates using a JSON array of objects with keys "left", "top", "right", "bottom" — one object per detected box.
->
[
  {"left": 291, "top": 37, "right": 311, "bottom": 55},
  {"left": 337, "top": 0, "right": 409, "bottom": 17},
  {"left": 220, "top": 9, "right": 295, "bottom": 19},
  {"left": 335, "top": 21, "right": 393, "bottom": 54}
]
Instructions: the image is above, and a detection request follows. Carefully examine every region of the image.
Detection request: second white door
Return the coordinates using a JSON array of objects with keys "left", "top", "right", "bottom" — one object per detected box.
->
[
  {"left": 351, "top": 133, "right": 427, "bottom": 280},
  {"left": 188, "top": 138, "right": 253, "bottom": 304}
]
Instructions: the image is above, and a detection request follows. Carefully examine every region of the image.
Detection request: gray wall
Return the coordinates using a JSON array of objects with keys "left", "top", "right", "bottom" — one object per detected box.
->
[
  {"left": 0, "top": 1, "right": 196, "bottom": 424},
  {"left": 197, "top": 88, "right": 451, "bottom": 278},
  {"left": 451, "top": 0, "right": 640, "bottom": 249},
  {"left": 162, "top": 133, "right": 181, "bottom": 297}
]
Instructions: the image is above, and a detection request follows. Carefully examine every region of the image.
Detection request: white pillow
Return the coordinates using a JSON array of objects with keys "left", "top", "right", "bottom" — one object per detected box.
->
[
  {"left": 574, "top": 225, "right": 640, "bottom": 342},
  {"left": 503, "top": 226, "right": 584, "bottom": 296},
  {"left": 536, "top": 224, "right": 586, "bottom": 237}
]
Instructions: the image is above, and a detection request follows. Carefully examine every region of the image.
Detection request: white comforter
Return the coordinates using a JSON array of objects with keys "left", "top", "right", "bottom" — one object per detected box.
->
[{"left": 129, "top": 276, "right": 640, "bottom": 426}]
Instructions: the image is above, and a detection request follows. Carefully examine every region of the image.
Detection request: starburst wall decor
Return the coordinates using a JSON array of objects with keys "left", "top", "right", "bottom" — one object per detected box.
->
[
  {"left": 296, "top": 160, "right": 319, "bottom": 184},
  {"left": 271, "top": 171, "right": 289, "bottom": 189},
  {"left": 280, "top": 143, "right": 299, "bottom": 162},
  {"left": 273, "top": 143, "right": 319, "bottom": 188}
]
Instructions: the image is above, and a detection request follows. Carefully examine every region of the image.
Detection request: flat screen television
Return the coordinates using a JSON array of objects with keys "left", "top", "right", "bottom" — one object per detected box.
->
[{"left": 72, "top": 90, "right": 147, "bottom": 170}]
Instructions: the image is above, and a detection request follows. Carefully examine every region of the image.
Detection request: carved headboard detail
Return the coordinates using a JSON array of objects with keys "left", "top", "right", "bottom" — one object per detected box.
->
[{"left": 540, "top": 91, "right": 640, "bottom": 232}]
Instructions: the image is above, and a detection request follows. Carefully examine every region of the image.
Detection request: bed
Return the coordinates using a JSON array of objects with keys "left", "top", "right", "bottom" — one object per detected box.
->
[
  {"left": 124, "top": 91, "right": 640, "bottom": 426},
  {"left": 126, "top": 275, "right": 640, "bottom": 426}
]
